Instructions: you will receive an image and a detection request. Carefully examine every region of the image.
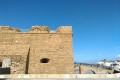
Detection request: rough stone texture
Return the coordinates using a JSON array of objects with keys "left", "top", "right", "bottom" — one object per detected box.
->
[
  {"left": 0, "top": 26, "right": 21, "bottom": 33},
  {"left": 57, "top": 26, "right": 72, "bottom": 33},
  {"left": 0, "top": 26, "right": 74, "bottom": 74},
  {"left": 0, "top": 45, "right": 29, "bottom": 74},
  {"left": 79, "top": 65, "right": 113, "bottom": 74},
  {"left": 2, "top": 58, "right": 11, "bottom": 67},
  {"left": 29, "top": 26, "right": 50, "bottom": 33}
]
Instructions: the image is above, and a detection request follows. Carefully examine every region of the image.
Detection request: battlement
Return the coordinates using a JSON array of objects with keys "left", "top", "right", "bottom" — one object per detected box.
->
[
  {"left": 57, "top": 26, "right": 72, "bottom": 33},
  {"left": 0, "top": 26, "right": 72, "bottom": 33},
  {"left": 0, "top": 26, "right": 21, "bottom": 32},
  {"left": 29, "top": 26, "right": 50, "bottom": 33}
]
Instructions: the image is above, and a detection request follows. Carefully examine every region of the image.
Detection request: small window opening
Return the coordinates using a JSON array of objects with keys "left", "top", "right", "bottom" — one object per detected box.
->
[{"left": 40, "top": 58, "right": 49, "bottom": 63}]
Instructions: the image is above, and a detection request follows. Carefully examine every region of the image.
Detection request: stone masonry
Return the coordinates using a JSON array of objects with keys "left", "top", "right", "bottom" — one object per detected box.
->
[{"left": 0, "top": 26, "right": 74, "bottom": 74}]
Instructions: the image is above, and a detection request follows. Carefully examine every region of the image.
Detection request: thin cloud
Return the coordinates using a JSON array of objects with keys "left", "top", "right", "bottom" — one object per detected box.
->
[{"left": 117, "top": 54, "right": 120, "bottom": 58}]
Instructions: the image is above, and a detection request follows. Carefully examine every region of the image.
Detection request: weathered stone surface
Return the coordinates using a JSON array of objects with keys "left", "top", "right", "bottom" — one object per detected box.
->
[
  {"left": 57, "top": 26, "right": 72, "bottom": 33},
  {"left": 0, "top": 45, "right": 29, "bottom": 74},
  {"left": 29, "top": 26, "right": 50, "bottom": 33},
  {"left": 0, "top": 26, "right": 21, "bottom": 32},
  {"left": 2, "top": 58, "right": 11, "bottom": 67},
  {"left": 0, "top": 26, "right": 74, "bottom": 74}
]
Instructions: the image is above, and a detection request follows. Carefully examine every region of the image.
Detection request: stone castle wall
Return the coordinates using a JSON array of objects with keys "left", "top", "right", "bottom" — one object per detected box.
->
[
  {"left": 0, "top": 45, "right": 29, "bottom": 74},
  {"left": 0, "top": 26, "right": 74, "bottom": 74}
]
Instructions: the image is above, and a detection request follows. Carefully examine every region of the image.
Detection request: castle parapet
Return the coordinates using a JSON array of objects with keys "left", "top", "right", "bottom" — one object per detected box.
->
[
  {"left": 57, "top": 26, "right": 72, "bottom": 33},
  {"left": 0, "top": 26, "right": 72, "bottom": 33},
  {"left": 29, "top": 26, "right": 50, "bottom": 33},
  {"left": 0, "top": 26, "right": 21, "bottom": 33}
]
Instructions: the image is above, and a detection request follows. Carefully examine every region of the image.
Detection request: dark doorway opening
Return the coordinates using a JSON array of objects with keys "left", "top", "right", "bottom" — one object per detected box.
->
[
  {"left": 0, "top": 62, "right": 2, "bottom": 67},
  {"left": 0, "top": 67, "right": 10, "bottom": 74}
]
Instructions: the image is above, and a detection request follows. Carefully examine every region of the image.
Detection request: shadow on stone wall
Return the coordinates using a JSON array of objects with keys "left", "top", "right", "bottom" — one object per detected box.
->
[{"left": 0, "top": 68, "right": 10, "bottom": 74}]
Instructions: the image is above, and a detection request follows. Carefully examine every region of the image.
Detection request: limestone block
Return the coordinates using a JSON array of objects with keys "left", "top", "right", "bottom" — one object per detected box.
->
[
  {"left": 0, "top": 26, "right": 21, "bottom": 32},
  {"left": 2, "top": 58, "right": 11, "bottom": 67},
  {"left": 29, "top": 26, "right": 50, "bottom": 33},
  {"left": 57, "top": 26, "right": 72, "bottom": 33}
]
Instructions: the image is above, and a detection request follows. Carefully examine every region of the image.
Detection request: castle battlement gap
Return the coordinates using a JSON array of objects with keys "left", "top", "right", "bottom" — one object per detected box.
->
[
  {"left": 0, "top": 26, "right": 74, "bottom": 74},
  {"left": 0, "top": 26, "right": 72, "bottom": 34}
]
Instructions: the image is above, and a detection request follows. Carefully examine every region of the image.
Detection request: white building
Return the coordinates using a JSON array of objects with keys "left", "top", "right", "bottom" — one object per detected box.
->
[
  {"left": 104, "top": 62, "right": 113, "bottom": 67},
  {"left": 98, "top": 61, "right": 114, "bottom": 67},
  {"left": 115, "top": 60, "right": 120, "bottom": 66},
  {"left": 98, "top": 61, "right": 104, "bottom": 65}
]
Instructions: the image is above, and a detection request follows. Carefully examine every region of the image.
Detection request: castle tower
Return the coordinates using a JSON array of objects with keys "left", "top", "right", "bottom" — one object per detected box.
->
[
  {"left": 28, "top": 26, "right": 74, "bottom": 74},
  {"left": 0, "top": 26, "right": 74, "bottom": 74}
]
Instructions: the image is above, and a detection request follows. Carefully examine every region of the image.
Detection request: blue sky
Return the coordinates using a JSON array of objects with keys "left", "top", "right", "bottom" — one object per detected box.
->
[{"left": 0, "top": 0, "right": 120, "bottom": 63}]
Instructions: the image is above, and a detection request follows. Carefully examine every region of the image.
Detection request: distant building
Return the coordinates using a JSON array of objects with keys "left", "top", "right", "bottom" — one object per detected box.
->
[
  {"left": 98, "top": 60, "right": 114, "bottom": 67},
  {"left": 115, "top": 60, "right": 120, "bottom": 66},
  {"left": 98, "top": 61, "right": 104, "bottom": 65}
]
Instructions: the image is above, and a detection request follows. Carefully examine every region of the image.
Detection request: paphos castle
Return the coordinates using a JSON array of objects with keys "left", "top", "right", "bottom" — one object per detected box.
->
[{"left": 0, "top": 26, "right": 74, "bottom": 74}]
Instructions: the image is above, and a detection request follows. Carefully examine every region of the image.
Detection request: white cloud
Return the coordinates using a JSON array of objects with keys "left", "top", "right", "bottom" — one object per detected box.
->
[{"left": 117, "top": 54, "right": 120, "bottom": 58}]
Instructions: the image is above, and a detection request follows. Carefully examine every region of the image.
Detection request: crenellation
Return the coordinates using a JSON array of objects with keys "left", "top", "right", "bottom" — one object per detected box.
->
[
  {"left": 0, "top": 26, "right": 21, "bottom": 33},
  {"left": 0, "top": 26, "right": 72, "bottom": 34},
  {"left": 57, "top": 26, "right": 72, "bottom": 33},
  {"left": 29, "top": 26, "right": 50, "bottom": 33}
]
